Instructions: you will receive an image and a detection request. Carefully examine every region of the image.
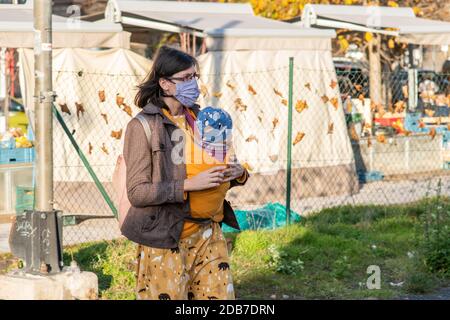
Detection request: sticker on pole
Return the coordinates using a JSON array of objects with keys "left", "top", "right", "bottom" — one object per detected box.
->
[{"left": 42, "top": 43, "right": 52, "bottom": 51}]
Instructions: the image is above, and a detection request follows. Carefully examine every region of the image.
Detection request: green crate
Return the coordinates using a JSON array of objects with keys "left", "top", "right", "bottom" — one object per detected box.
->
[
  {"left": 15, "top": 186, "right": 34, "bottom": 214},
  {"left": 345, "top": 113, "right": 363, "bottom": 124}
]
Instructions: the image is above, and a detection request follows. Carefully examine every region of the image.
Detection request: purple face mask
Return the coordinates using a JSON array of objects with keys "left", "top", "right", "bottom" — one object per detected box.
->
[{"left": 174, "top": 78, "right": 200, "bottom": 108}]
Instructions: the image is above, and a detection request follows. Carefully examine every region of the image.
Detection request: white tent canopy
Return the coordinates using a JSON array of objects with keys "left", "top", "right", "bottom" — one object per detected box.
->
[
  {"left": 99, "top": 0, "right": 358, "bottom": 198},
  {"left": 105, "top": 0, "right": 336, "bottom": 50},
  {"left": 0, "top": 0, "right": 130, "bottom": 48},
  {"left": 297, "top": 4, "right": 450, "bottom": 45}
]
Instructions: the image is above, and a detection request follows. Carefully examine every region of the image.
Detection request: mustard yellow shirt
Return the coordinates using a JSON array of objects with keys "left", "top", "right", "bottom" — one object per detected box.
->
[{"left": 162, "top": 108, "right": 232, "bottom": 238}]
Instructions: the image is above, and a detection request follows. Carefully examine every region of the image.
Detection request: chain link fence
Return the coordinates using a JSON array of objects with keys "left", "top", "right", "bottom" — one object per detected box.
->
[
  {"left": 4, "top": 60, "right": 450, "bottom": 249},
  {"left": 50, "top": 69, "right": 147, "bottom": 246}
]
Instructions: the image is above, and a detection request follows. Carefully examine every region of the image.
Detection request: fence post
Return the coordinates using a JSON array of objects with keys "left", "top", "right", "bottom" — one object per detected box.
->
[
  {"left": 286, "top": 57, "right": 294, "bottom": 225},
  {"left": 407, "top": 68, "right": 418, "bottom": 112}
]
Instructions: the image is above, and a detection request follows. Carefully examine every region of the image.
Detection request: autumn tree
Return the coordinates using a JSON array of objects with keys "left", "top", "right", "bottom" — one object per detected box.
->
[{"left": 220, "top": 0, "right": 449, "bottom": 105}]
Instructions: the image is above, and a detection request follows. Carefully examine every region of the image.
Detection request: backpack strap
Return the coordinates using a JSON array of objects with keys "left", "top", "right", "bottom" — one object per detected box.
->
[{"left": 135, "top": 114, "right": 152, "bottom": 148}]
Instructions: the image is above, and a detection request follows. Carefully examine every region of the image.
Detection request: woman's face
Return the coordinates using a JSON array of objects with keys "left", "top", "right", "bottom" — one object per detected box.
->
[{"left": 159, "top": 65, "right": 197, "bottom": 96}]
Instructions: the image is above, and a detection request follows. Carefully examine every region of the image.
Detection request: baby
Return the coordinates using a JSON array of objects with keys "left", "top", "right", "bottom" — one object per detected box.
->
[{"left": 194, "top": 106, "right": 236, "bottom": 164}]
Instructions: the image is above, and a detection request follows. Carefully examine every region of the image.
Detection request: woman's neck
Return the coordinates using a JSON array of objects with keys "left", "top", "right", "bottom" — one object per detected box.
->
[{"left": 163, "top": 97, "right": 184, "bottom": 116}]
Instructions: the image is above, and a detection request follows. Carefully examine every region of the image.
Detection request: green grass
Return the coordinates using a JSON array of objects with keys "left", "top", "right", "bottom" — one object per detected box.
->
[{"left": 3, "top": 197, "right": 449, "bottom": 300}]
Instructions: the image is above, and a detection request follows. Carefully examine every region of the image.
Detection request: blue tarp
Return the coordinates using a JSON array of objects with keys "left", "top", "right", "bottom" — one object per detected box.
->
[{"left": 222, "top": 202, "right": 301, "bottom": 233}]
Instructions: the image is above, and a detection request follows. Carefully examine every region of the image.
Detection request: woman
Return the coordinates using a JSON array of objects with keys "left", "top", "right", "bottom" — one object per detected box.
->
[{"left": 121, "top": 45, "right": 248, "bottom": 300}]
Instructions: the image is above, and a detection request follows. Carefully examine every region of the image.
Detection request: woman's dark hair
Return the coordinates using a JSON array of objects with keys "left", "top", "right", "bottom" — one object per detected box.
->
[{"left": 135, "top": 45, "right": 198, "bottom": 109}]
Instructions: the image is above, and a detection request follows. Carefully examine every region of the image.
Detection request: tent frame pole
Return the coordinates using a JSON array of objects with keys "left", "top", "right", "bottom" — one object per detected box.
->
[{"left": 286, "top": 57, "right": 294, "bottom": 226}]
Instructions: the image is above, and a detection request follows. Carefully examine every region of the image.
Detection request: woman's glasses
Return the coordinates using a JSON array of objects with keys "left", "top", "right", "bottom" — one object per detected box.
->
[{"left": 167, "top": 72, "right": 200, "bottom": 83}]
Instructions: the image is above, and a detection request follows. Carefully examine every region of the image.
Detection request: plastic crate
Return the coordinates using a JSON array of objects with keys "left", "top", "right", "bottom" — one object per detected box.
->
[
  {"left": 0, "top": 147, "right": 35, "bottom": 164},
  {"left": 374, "top": 117, "right": 403, "bottom": 127},
  {"left": 404, "top": 112, "right": 422, "bottom": 133},
  {"left": 15, "top": 186, "right": 34, "bottom": 214},
  {"left": 345, "top": 113, "right": 363, "bottom": 124}
]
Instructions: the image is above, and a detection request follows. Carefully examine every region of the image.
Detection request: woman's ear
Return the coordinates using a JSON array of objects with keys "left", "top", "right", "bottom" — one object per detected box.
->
[{"left": 159, "top": 78, "right": 169, "bottom": 91}]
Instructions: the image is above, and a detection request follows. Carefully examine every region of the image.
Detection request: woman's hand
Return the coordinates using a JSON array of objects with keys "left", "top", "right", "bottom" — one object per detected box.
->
[
  {"left": 184, "top": 166, "right": 226, "bottom": 191},
  {"left": 222, "top": 164, "right": 245, "bottom": 182}
]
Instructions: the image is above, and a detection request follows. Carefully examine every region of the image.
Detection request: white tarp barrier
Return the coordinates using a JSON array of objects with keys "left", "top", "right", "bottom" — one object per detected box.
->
[
  {"left": 19, "top": 49, "right": 355, "bottom": 185},
  {"left": 19, "top": 47, "right": 151, "bottom": 182},
  {"left": 196, "top": 50, "right": 354, "bottom": 173}
]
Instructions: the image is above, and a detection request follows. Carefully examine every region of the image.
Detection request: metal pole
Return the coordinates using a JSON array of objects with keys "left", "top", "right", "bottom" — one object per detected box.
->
[
  {"left": 286, "top": 57, "right": 294, "bottom": 226},
  {"left": 4, "top": 49, "right": 9, "bottom": 131},
  {"left": 34, "top": 0, "right": 54, "bottom": 212},
  {"left": 407, "top": 44, "right": 418, "bottom": 112}
]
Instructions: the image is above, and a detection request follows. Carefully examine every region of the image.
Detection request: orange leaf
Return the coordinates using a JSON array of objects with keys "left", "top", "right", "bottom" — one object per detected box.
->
[
  {"left": 330, "top": 80, "right": 338, "bottom": 89},
  {"left": 101, "top": 143, "right": 109, "bottom": 155},
  {"left": 330, "top": 97, "right": 339, "bottom": 110},
  {"left": 429, "top": 128, "right": 436, "bottom": 140},
  {"left": 75, "top": 102, "right": 85, "bottom": 119},
  {"left": 376, "top": 134, "right": 386, "bottom": 144},
  {"left": 212, "top": 92, "right": 223, "bottom": 98},
  {"left": 424, "top": 109, "right": 435, "bottom": 117},
  {"left": 272, "top": 118, "right": 279, "bottom": 130},
  {"left": 281, "top": 99, "right": 288, "bottom": 106},
  {"left": 346, "top": 100, "right": 353, "bottom": 113},
  {"left": 295, "top": 100, "right": 308, "bottom": 113},
  {"left": 111, "top": 129, "right": 123, "bottom": 140},
  {"left": 248, "top": 85, "right": 257, "bottom": 95},
  {"left": 234, "top": 98, "right": 247, "bottom": 112},
  {"left": 200, "top": 84, "right": 208, "bottom": 97},
  {"left": 88, "top": 142, "right": 93, "bottom": 155},
  {"left": 269, "top": 155, "right": 278, "bottom": 162},
  {"left": 246, "top": 135, "right": 258, "bottom": 143},
  {"left": 122, "top": 103, "right": 133, "bottom": 117},
  {"left": 59, "top": 103, "right": 71, "bottom": 115},
  {"left": 98, "top": 90, "right": 105, "bottom": 102},
  {"left": 394, "top": 100, "right": 405, "bottom": 113},
  {"left": 321, "top": 95, "right": 329, "bottom": 104},
  {"left": 273, "top": 88, "right": 283, "bottom": 98},
  {"left": 328, "top": 122, "right": 334, "bottom": 134},
  {"left": 304, "top": 83, "right": 311, "bottom": 91},
  {"left": 226, "top": 80, "right": 236, "bottom": 90},
  {"left": 101, "top": 113, "right": 108, "bottom": 125},
  {"left": 354, "top": 84, "right": 363, "bottom": 91},
  {"left": 293, "top": 132, "right": 305, "bottom": 146}
]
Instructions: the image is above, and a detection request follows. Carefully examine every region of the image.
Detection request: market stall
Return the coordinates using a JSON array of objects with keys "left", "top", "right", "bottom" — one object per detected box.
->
[
  {"left": 290, "top": 4, "right": 450, "bottom": 176},
  {"left": 101, "top": 0, "right": 359, "bottom": 203},
  {"left": 0, "top": 0, "right": 134, "bottom": 217}
]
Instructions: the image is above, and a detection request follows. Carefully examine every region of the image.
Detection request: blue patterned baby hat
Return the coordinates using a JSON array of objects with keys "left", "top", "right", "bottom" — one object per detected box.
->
[{"left": 195, "top": 106, "right": 233, "bottom": 162}]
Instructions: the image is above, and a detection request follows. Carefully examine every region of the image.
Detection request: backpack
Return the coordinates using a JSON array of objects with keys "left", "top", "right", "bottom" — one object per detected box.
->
[{"left": 112, "top": 114, "right": 152, "bottom": 228}]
